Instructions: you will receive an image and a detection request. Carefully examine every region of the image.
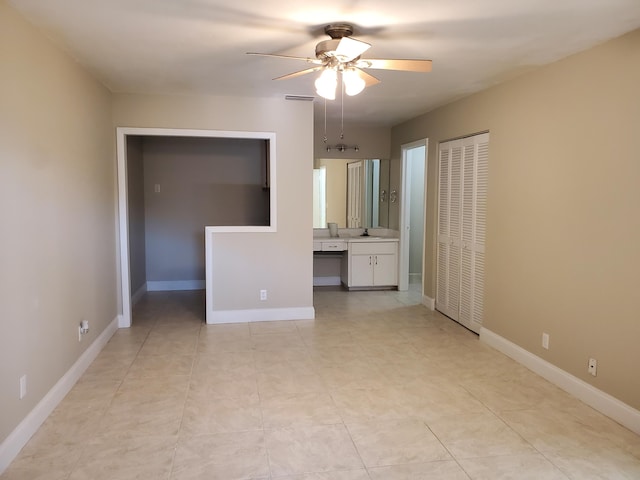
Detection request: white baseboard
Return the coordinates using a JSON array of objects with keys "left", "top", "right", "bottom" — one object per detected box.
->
[
  {"left": 422, "top": 295, "right": 435, "bottom": 310},
  {"left": 207, "top": 306, "right": 315, "bottom": 324},
  {"left": 0, "top": 316, "right": 118, "bottom": 475},
  {"left": 313, "top": 276, "right": 341, "bottom": 287},
  {"left": 146, "top": 280, "right": 205, "bottom": 291},
  {"left": 131, "top": 284, "right": 147, "bottom": 306},
  {"left": 480, "top": 328, "right": 640, "bottom": 436}
]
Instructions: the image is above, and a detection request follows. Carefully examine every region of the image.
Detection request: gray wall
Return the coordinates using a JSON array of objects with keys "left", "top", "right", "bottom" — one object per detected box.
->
[
  {"left": 126, "top": 136, "right": 147, "bottom": 294},
  {"left": 141, "top": 136, "right": 269, "bottom": 283}
]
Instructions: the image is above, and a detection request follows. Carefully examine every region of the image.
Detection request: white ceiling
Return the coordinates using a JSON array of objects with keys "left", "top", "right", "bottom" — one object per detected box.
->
[{"left": 9, "top": 0, "right": 640, "bottom": 126}]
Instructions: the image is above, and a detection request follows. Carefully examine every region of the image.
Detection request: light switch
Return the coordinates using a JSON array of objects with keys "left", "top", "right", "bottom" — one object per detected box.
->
[{"left": 154, "top": 184, "right": 161, "bottom": 193}]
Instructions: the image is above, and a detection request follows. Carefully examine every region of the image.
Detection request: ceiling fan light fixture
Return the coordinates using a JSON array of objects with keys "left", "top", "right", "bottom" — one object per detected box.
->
[
  {"left": 315, "top": 68, "right": 337, "bottom": 100},
  {"left": 343, "top": 68, "right": 366, "bottom": 96}
]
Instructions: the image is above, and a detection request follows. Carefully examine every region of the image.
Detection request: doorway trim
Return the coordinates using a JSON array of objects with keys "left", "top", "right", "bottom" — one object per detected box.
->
[
  {"left": 399, "top": 138, "right": 428, "bottom": 292},
  {"left": 116, "top": 127, "right": 277, "bottom": 328}
]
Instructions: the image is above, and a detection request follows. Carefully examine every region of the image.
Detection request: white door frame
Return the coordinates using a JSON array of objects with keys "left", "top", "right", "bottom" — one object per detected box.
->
[
  {"left": 115, "top": 127, "right": 277, "bottom": 328},
  {"left": 399, "top": 139, "right": 428, "bottom": 291}
]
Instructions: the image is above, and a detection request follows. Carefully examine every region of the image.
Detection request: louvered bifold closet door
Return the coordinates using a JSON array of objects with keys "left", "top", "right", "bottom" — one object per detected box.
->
[
  {"left": 459, "top": 133, "right": 489, "bottom": 333},
  {"left": 436, "top": 141, "right": 463, "bottom": 320},
  {"left": 437, "top": 133, "right": 489, "bottom": 334}
]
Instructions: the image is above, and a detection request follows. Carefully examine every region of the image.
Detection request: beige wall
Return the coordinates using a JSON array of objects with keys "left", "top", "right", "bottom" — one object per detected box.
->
[
  {"left": 0, "top": 1, "right": 116, "bottom": 443},
  {"left": 113, "top": 93, "right": 314, "bottom": 313},
  {"left": 391, "top": 29, "right": 640, "bottom": 409}
]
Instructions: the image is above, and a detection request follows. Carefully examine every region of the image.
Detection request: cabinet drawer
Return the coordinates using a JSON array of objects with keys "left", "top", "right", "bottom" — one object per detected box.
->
[
  {"left": 322, "top": 241, "right": 347, "bottom": 251},
  {"left": 351, "top": 241, "right": 397, "bottom": 255}
]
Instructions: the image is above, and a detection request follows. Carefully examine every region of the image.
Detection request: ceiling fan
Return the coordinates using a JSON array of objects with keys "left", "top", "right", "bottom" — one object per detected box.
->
[{"left": 247, "top": 23, "right": 432, "bottom": 100}]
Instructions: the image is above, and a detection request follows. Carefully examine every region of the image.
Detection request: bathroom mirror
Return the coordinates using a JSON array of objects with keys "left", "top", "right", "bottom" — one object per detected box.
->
[{"left": 313, "top": 158, "right": 390, "bottom": 229}]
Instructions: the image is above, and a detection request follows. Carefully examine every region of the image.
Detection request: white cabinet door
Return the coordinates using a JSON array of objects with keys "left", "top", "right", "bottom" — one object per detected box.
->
[
  {"left": 347, "top": 241, "right": 398, "bottom": 288},
  {"left": 436, "top": 133, "right": 489, "bottom": 333},
  {"left": 351, "top": 254, "right": 373, "bottom": 286},
  {"left": 373, "top": 254, "right": 398, "bottom": 286}
]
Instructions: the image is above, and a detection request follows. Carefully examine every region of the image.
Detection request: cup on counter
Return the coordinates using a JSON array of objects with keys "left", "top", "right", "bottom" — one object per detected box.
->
[{"left": 328, "top": 222, "right": 338, "bottom": 237}]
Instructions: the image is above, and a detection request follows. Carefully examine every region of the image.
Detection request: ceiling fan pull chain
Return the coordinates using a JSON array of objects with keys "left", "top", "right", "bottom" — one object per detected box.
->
[
  {"left": 340, "top": 75, "right": 344, "bottom": 140},
  {"left": 323, "top": 98, "right": 328, "bottom": 143}
]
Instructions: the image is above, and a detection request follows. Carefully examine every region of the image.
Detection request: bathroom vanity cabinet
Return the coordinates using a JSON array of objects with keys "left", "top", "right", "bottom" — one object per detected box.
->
[{"left": 341, "top": 240, "right": 398, "bottom": 289}]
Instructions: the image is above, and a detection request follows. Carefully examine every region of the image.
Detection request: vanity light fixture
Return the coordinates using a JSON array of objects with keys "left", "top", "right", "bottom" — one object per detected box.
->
[{"left": 326, "top": 143, "right": 359, "bottom": 153}]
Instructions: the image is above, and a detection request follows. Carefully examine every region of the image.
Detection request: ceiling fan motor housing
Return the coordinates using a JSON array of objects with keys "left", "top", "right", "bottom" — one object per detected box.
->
[
  {"left": 316, "top": 24, "right": 357, "bottom": 62},
  {"left": 324, "top": 24, "right": 354, "bottom": 39}
]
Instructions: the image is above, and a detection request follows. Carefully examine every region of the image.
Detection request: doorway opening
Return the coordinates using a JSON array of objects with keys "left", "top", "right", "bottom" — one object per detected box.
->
[
  {"left": 399, "top": 139, "right": 428, "bottom": 294},
  {"left": 116, "top": 127, "right": 277, "bottom": 328}
]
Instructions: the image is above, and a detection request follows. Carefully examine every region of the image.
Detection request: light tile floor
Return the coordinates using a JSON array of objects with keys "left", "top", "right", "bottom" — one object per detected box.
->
[{"left": 3, "top": 287, "right": 640, "bottom": 479}]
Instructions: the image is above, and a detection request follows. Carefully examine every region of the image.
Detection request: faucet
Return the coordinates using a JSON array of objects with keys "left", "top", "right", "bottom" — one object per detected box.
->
[{"left": 361, "top": 228, "right": 369, "bottom": 237}]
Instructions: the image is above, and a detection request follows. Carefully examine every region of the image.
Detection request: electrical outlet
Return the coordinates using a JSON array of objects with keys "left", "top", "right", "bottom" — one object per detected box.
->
[
  {"left": 260, "top": 289, "right": 267, "bottom": 301},
  {"left": 542, "top": 332, "right": 549, "bottom": 350},
  {"left": 19, "top": 375, "right": 27, "bottom": 399},
  {"left": 588, "top": 358, "right": 597, "bottom": 376}
]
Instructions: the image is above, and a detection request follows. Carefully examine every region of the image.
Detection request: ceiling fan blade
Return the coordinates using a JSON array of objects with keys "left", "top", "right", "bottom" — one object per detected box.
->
[
  {"left": 335, "top": 37, "right": 371, "bottom": 61},
  {"left": 247, "top": 52, "right": 322, "bottom": 65},
  {"left": 273, "top": 67, "right": 323, "bottom": 81},
  {"left": 357, "top": 58, "right": 432, "bottom": 72},
  {"left": 355, "top": 68, "right": 380, "bottom": 87}
]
